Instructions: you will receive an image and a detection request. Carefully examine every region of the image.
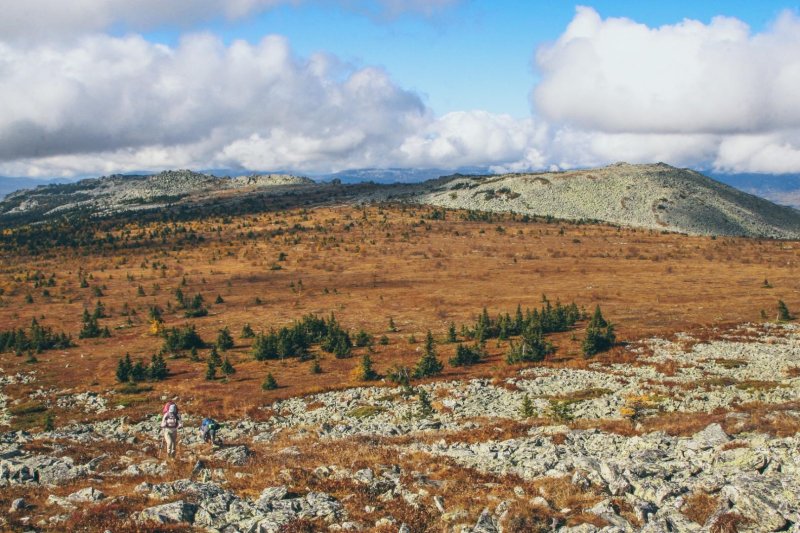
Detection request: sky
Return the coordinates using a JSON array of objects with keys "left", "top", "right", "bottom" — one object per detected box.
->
[{"left": 0, "top": 0, "right": 799, "bottom": 178}]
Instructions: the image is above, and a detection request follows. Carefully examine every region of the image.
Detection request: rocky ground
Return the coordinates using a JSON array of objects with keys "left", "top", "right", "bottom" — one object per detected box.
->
[{"left": 1, "top": 323, "right": 800, "bottom": 531}]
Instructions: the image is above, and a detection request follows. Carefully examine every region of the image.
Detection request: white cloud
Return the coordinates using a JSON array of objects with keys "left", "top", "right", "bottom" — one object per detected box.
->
[
  {"left": 0, "top": 31, "right": 533, "bottom": 177},
  {"left": 4, "top": 5, "right": 800, "bottom": 178},
  {"left": 0, "top": 0, "right": 458, "bottom": 42},
  {"left": 530, "top": 7, "right": 800, "bottom": 174},
  {"left": 534, "top": 7, "right": 800, "bottom": 135}
]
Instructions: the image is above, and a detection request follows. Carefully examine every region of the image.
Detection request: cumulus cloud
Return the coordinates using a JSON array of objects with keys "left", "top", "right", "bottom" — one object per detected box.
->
[
  {"left": 0, "top": 0, "right": 458, "bottom": 42},
  {"left": 532, "top": 7, "right": 800, "bottom": 174},
  {"left": 4, "top": 5, "right": 800, "bottom": 178},
  {"left": 0, "top": 33, "right": 439, "bottom": 175}
]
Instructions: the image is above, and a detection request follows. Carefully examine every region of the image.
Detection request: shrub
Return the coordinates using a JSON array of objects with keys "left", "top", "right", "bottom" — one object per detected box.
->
[{"left": 354, "top": 330, "right": 373, "bottom": 348}]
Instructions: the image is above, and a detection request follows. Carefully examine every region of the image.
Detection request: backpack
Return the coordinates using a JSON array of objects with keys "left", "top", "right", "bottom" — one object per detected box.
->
[
  {"left": 162, "top": 401, "right": 178, "bottom": 415},
  {"left": 164, "top": 412, "right": 178, "bottom": 429}
]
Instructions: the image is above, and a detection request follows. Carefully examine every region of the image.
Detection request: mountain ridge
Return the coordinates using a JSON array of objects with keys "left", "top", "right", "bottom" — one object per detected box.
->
[{"left": 3, "top": 163, "right": 800, "bottom": 239}]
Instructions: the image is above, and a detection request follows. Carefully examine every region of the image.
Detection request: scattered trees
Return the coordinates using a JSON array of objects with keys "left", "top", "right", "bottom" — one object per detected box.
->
[
  {"left": 115, "top": 353, "right": 169, "bottom": 383},
  {"left": 0, "top": 318, "right": 73, "bottom": 354}
]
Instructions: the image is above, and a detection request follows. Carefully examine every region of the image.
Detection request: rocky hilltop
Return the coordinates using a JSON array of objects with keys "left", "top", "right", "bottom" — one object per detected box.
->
[
  {"left": 3, "top": 163, "right": 800, "bottom": 239},
  {"left": 0, "top": 170, "right": 314, "bottom": 223},
  {"left": 384, "top": 163, "right": 800, "bottom": 239}
]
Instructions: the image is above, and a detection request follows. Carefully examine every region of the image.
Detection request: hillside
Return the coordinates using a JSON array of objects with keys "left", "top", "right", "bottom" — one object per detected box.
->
[
  {"left": 384, "top": 163, "right": 800, "bottom": 239},
  {"left": 1, "top": 204, "right": 800, "bottom": 531}
]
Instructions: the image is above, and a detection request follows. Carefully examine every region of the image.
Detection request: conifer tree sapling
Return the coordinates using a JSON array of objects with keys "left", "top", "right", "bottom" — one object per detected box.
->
[{"left": 262, "top": 372, "right": 278, "bottom": 390}]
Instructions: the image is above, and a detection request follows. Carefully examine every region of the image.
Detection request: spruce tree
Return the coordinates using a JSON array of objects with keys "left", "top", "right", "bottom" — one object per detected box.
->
[
  {"left": 357, "top": 354, "right": 379, "bottom": 381},
  {"left": 241, "top": 323, "right": 255, "bottom": 338},
  {"left": 582, "top": 305, "right": 615, "bottom": 358},
  {"left": 217, "top": 327, "right": 234, "bottom": 351},
  {"left": 130, "top": 360, "right": 148, "bottom": 382},
  {"left": 520, "top": 394, "right": 535, "bottom": 419},
  {"left": 221, "top": 357, "right": 236, "bottom": 376},
  {"left": 447, "top": 322, "right": 457, "bottom": 343},
  {"left": 149, "top": 353, "right": 169, "bottom": 381},
  {"left": 414, "top": 331, "right": 443, "bottom": 378},
  {"left": 262, "top": 372, "right": 278, "bottom": 390},
  {"left": 209, "top": 346, "right": 222, "bottom": 367},
  {"left": 116, "top": 354, "right": 132, "bottom": 383},
  {"left": 417, "top": 389, "right": 433, "bottom": 418},
  {"left": 777, "top": 300, "right": 793, "bottom": 321},
  {"left": 205, "top": 360, "right": 217, "bottom": 380},
  {"left": 311, "top": 356, "right": 322, "bottom": 374}
]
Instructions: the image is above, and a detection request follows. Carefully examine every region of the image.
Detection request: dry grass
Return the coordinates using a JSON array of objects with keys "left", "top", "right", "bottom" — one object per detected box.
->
[
  {"left": 682, "top": 492, "right": 720, "bottom": 525},
  {"left": 1, "top": 204, "right": 797, "bottom": 428}
]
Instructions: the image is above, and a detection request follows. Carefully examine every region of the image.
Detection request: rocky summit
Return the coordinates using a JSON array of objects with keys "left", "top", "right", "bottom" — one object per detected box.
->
[
  {"left": 2, "top": 323, "right": 799, "bottom": 531},
  {"left": 385, "top": 163, "right": 800, "bottom": 239}
]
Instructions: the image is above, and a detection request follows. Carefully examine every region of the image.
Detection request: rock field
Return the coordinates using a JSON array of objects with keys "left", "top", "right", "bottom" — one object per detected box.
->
[{"left": 1, "top": 323, "right": 800, "bottom": 531}]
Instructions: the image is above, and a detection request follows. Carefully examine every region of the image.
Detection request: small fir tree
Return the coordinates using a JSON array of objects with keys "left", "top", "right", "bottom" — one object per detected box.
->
[
  {"left": 417, "top": 389, "right": 434, "bottom": 418},
  {"left": 447, "top": 322, "right": 457, "bottom": 343},
  {"left": 520, "top": 394, "right": 535, "bottom": 419},
  {"left": 414, "top": 331, "right": 443, "bottom": 378},
  {"left": 241, "top": 323, "right": 255, "bottom": 338},
  {"left": 357, "top": 354, "right": 379, "bottom": 381},
  {"left": 582, "top": 305, "right": 615, "bottom": 358},
  {"left": 116, "top": 354, "right": 132, "bottom": 383},
  {"left": 217, "top": 327, "right": 234, "bottom": 351},
  {"left": 130, "top": 360, "right": 148, "bottom": 382},
  {"left": 777, "top": 300, "right": 793, "bottom": 321},
  {"left": 262, "top": 372, "right": 278, "bottom": 390},
  {"left": 221, "top": 357, "right": 236, "bottom": 376},
  {"left": 209, "top": 346, "right": 222, "bottom": 367},
  {"left": 149, "top": 353, "right": 169, "bottom": 381},
  {"left": 205, "top": 360, "right": 217, "bottom": 380},
  {"left": 311, "top": 356, "right": 322, "bottom": 374}
]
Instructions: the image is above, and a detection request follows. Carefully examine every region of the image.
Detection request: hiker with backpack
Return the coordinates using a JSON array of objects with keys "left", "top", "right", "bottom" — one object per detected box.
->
[
  {"left": 200, "top": 417, "right": 221, "bottom": 447},
  {"left": 160, "top": 401, "right": 183, "bottom": 458}
]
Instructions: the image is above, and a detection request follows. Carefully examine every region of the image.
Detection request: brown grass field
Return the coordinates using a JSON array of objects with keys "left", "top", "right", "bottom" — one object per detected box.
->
[{"left": 1, "top": 203, "right": 799, "bottom": 425}]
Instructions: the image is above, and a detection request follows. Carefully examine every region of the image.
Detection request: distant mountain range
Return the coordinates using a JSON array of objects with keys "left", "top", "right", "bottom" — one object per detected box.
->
[{"left": 3, "top": 163, "right": 800, "bottom": 239}]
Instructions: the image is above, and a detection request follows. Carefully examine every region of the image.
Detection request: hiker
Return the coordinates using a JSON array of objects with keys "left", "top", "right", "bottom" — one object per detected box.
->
[
  {"left": 200, "top": 417, "right": 221, "bottom": 447},
  {"left": 160, "top": 403, "right": 182, "bottom": 458}
]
